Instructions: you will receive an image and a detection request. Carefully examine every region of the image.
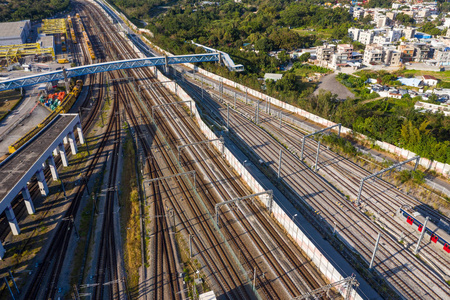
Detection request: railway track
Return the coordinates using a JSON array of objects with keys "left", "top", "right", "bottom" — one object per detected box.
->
[
  {"left": 21, "top": 4, "right": 116, "bottom": 298},
  {"left": 182, "top": 72, "right": 450, "bottom": 276},
  {"left": 85, "top": 1, "right": 330, "bottom": 298},
  {"left": 173, "top": 70, "right": 450, "bottom": 299}
]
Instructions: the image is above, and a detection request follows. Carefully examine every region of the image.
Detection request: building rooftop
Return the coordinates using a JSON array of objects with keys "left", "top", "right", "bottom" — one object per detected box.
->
[
  {"left": 39, "top": 35, "right": 54, "bottom": 49},
  {"left": 0, "top": 20, "right": 29, "bottom": 39},
  {"left": 398, "top": 77, "right": 423, "bottom": 87},
  {"left": 264, "top": 73, "right": 283, "bottom": 81},
  {"left": 422, "top": 75, "right": 438, "bottom": 80}
]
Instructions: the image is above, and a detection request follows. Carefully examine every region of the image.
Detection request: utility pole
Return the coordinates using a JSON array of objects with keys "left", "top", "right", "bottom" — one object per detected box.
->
[
  {"left": 8, "top": 270, "right": 19, "bottom": 294},
  {"left": 227, "top": 105, "right": 230, "bottom": 128},
  {"left": 369, "top": 233, "right": 381, "bottom": 270},
  {"left": 414, "top": 217, "right": 429, "bottom": 254},
  {"left": 277, "top": 149, "right": 282, "bottom": 178},
  {"left": 4, "top": 277, "right": 15, "bottom": 300},
  {"left": 189, "top": 234, "right": 194, "bottom": 258},
  {"left": 256, "top": 102, "right": 259, "bottom": 124},
  {"left": 314, "top": 141, "right": 321, "bottom": 172}
]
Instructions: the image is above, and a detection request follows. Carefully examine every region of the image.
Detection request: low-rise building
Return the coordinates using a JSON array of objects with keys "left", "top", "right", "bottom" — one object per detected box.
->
[
  {"left": 414, "top": 101, "right": 450, "bottom": 116},
  {"left": 422, "top": 75, "right": 438, "bottom": 86},
  {"left": 264, "top": 73, "right": 283, "bottom": 82},
  {"left": 0, "top": 20, "right": 31, "bottom": 46},
  {"left": 398, "top": 77, "right": 423, "bottom": 87}
]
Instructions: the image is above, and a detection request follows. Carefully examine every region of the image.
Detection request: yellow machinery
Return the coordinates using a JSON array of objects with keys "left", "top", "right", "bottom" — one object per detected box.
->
[
  {"left": 0, "top": 43, "right": 55, "bottom": 65},
  {"left": 39, "top": 18, "right": 67, "bottom": 35},
  {"left": 67, "top": 15, "right": 77, "bottom": 44},
  {"left": 8, "top": 80, "right": 83, "bottom": 153}
]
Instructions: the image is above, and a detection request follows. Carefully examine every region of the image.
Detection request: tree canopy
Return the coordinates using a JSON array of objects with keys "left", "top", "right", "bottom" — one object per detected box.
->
[{"left": 0, "top": 0, "right": 69, "bottom": 22}]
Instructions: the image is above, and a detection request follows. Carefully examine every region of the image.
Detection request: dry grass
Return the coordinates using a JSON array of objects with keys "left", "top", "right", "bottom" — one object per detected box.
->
[
  {"left": 0, "top": 89, "right": 22, "bottom": 120},
  {"left": 119, "top": 132, "right": 141, "bottom": 293}
]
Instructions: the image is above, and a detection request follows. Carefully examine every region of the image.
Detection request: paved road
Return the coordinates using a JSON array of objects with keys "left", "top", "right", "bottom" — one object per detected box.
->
[
  {"left": 314, "top": 73, "right": 354, "bottom": 100},
  {"left": 0, "top": 87, "right": 50, "bottom": 155}
]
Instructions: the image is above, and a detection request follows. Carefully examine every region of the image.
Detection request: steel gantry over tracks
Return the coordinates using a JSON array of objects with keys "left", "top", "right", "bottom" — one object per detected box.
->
[
  {"left": 300, "top": 123, "right": 341, "bottom": 160},
  {"left": 215, "top": 191, "right": 273, "bottom": 226},
  {"left": 292, "top": 276, "right": 359, "bottom": 300},
  {"left": 356, "top": 156, "right": 420, "bottom": 205},
  {"left": 0, "top": 53, "right": 220, "bottom": 92}
]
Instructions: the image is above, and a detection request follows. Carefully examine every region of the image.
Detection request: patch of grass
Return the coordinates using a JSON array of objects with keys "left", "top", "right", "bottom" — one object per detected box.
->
[
  {"left": 291, "top": 27, "right": 333, "bottom": 39},
  {"left": 0, "top": 89, "right": 22, "bottom": 121},
  {"left": 120, "top": 130, "right": 141, "bottom": 295},
  {"left": 398, "top": 69, "right": 450, "bottom": 81}
]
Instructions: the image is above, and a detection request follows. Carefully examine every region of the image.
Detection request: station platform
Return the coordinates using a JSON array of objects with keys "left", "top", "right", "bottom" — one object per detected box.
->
[{"left": 0, "top": 113, "right": 80, "bottom": 211}]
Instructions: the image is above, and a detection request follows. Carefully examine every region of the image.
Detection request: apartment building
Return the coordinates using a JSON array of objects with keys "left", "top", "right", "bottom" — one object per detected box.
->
[
  {"left": 348, "top": 28, "right": 361, "bottom": 41},
  {"left": 359, "top": 31, "right": 375, "bottom": 45},
  {"left": 377, "top": 17, "right": 389, "bottom": 28},
  {"left": 434, "top": 47, "right": 450, "bottom": 66},
  {"left": 414, "top": 43, "right": 431, "bottom": 62},
  {"left": 316, "top": 44, "right": 335, "bottom": 63},
  {"left": 386, "top": 12, "right": 396, "bottom": 20},
  {"left": 373, "top": 35, "right": 390, "bottom": 44},
  {"left": 399, "top": 44, "right": 415, "bottom": 62},
  {"left": 403, "top": 27, "right": 416, "bottom": 40},
  {"left": 384, "top": 48, "right": 401, "bottom": 66},
  {"left": 388, "top": 28, "right": 402, "bottom": 42},
  {"left": 363, "top": 44, "right": 385, "bottom": 65}
]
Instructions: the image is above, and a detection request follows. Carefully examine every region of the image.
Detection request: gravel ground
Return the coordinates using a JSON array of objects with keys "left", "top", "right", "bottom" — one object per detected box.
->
[{"left": 313, "top": 73, "right": 354, "bottom": 100}]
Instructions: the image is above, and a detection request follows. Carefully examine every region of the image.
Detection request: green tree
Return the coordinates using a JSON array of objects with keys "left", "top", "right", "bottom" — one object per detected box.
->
[{"left": 298, "top": 52, "right": 311, "bottom": 62}]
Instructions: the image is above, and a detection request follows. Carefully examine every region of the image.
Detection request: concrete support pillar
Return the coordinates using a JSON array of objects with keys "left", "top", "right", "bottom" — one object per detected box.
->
[
  {"left": 36, "top": 168, "right": 49, "bottom": 196},
  {"left": 0, "top": 241, "right": 5, "bottom": 260},
  {"left": 21, "top": 187, "right": 35, "bottom": 215},
  {"left": 63, "top": 136, "right": 68, "bottom": 145},
  {"left": 68, "top": 131, "right": 78, "bottom": 155},
  {"left": 53, "top": 148, "right": 59, "bottom": 156},
  {"left": 76, "top": 123, "right": 85, "bottom": 144},
  {"left": 48, "top": 155, "right": 59, "bottom": 181},
  {"left": 58, "top": 143, "right": 68, "bottom": 167},
  {"left": 5, "top": 205, "right": 20, "bottom": 235}
]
